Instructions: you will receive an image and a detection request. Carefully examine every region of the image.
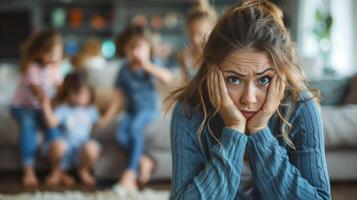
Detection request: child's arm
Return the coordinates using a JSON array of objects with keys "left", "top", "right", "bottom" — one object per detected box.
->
[
  {"left": 134, "top": 42, "right": 172, "bottom": 84},
  {"left": 142, "top": 61, "right": 173, "bottom": 84},
  {"left": 41, "top": 98, "right": 60, "bottom": 128},
  {"left": 29, "top": 84, "right": 46, "bottom": 103},
  {"left": 97, "top": 89, "right": 124, "bottom": 128}
]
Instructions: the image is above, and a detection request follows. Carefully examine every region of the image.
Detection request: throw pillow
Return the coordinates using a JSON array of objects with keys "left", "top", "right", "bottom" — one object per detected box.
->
[
  {"left": 309, "top": 77, "right": 351, "bottom": 105},
  {"left": 344, "top": 74, "right": 357, "bottom": 104},
  {"left": 321, "top": 105, "right": 357, "bottom": 149}
]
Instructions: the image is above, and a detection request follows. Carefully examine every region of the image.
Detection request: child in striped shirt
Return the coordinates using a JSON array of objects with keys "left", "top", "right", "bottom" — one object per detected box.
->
[{"left": 10, "top": 30, "right": 63, "bottom": 187}]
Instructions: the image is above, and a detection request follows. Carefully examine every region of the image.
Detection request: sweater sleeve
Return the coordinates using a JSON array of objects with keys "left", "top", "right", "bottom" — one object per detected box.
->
[
  {"left": 246, "top": 99, "right": 331, "bottom": 200},
  {"left": 170, "top": 105, "right": 248, "bottom": 200}
]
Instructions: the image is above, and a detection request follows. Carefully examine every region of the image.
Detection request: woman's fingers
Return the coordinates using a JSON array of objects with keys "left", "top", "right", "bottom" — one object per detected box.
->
[
  {"left": 264, "top": 74, "right": 285, "bottom": 114},
  {"left": 279, "top": 76, "right": 286, "bottom": 101},
  {"left": 207, "top": 69, "right": 219, "bottom": 109},
  {"left": 207, "top": 71, "right": 215, "bottom": 107},
  {"left": 214, "top": 70, "right": 222, "bottom": 108},
  {"left": 263, "top": 75, "right": 277, "bottom": 113},
  {"left": 217, "top": 69, "right": 230, "bottom": 107}
]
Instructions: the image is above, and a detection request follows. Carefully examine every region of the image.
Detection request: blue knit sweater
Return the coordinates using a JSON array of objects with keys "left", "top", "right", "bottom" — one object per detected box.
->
[{"left": 170, "top": 94, "right": 331, "bottom": 200}]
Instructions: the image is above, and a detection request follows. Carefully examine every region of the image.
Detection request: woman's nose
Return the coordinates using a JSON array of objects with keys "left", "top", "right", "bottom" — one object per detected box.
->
[{"left": 240, "top": 84, "right": 258, "bottom": 106}]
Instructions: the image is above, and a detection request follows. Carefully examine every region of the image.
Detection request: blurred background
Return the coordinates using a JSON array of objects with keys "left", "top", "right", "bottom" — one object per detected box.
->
[
  {"left": 0, "top": 0, "right": 357, "bottom": 199},
  {"left": 1, "top": 0, "right": 356, "bottom": 77}
]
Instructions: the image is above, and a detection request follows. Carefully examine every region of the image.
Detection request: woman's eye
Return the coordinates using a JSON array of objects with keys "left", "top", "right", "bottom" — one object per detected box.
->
[
  {"left": 258, "top": 76, "right": 271, "bottom": 85},
  {"left": 227, "top": 76, "right": 241, "bottom": 85}
]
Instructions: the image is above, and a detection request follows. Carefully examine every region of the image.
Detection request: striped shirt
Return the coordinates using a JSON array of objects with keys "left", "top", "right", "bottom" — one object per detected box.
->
[{"left": 11, "top": 62, "right": 62, "bottom": 109}]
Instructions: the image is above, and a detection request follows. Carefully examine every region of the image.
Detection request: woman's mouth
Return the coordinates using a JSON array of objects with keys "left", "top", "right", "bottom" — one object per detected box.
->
[{"left": 241, "top": 111, "right": 257, "bottom": 119}]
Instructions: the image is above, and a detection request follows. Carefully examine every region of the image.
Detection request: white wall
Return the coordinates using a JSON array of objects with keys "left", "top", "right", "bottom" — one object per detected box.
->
[
  {"left": 330, "top": 0, "right": 355, "bottom": 75},
  {"left": 297, "top": 0, "right": 357, "bottom": 78}
]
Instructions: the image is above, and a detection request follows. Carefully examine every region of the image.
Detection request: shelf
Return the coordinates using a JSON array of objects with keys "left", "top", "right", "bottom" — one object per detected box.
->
[
  {"left": 55, "top": 26, "right": 113, "bottom": 36},
  {"left": 42, "top": 0, "right": 113, "bottom": 7}
]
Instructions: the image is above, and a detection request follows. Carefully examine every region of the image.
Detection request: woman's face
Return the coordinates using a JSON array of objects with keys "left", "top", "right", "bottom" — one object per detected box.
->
[
  {"left": 219, "top": 48, "right": 275, "bottom": 119},
  {"left": 187, "top": 18, "right": 212, "bottom": 49}
]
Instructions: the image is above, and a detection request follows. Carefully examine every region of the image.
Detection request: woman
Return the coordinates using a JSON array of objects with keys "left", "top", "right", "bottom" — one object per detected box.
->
[{"left": 168, "top": 0, "right": 331, "bottom": 199}]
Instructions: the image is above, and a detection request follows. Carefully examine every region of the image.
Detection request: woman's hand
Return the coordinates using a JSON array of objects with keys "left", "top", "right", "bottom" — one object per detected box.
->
[
  {"left": 246, "top": 75, "right": 285, "bottom": 134},
  {"left": 207, "top": 68, "right": 246, "bottom": 133}
]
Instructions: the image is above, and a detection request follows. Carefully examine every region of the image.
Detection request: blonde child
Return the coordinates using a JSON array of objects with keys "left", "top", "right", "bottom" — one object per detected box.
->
[
  {"left": 71, "top": 37, "right": 106, "bottom": 71},
  {"left": 42, "top": 72, "right": 102, "bottom": 187},
  {"left": 177, "top": 0, "right": 216, "bottom": 82},
  {"left": 101, "top": 24, "right": 172, "bottom": 193},
  {"left": 10, "top": 30, "right": 63, "bottom": 187}
]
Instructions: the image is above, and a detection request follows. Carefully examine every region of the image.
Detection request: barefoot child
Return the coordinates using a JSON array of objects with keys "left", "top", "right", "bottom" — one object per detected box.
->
[
  {"left": 101, "top": 24, "right": 172, "bottom": 193},
  {"left": 42, "top": 72, "right": 102, "bottom": 187},
  {"left": 10, "top": 30, "right": 63, "bottom": 187}
]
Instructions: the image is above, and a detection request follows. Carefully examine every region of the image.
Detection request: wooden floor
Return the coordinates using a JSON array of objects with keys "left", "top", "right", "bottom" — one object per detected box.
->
[
  {"left": 0, "top": 171, "right": 170, "bottom": 194},
  {"left": 1, "top": 172, "right": 356, "bottom": 199}
]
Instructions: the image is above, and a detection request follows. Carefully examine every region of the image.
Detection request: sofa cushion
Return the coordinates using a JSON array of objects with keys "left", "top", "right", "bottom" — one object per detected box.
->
[
  {"left": 321, "top": 105, "right": 357, "bottom": 149},
  {"left": 309, "top": 77, "right": 351, "bottom": 105},
  {"left": 144, "top": 114, "right": 171, "bottom": 150},
  {"left": 344, "top": 74, "right": 357, "bottom": 104},
  {"left": 0, "top": 63, "right": 19, "bottom": 107},
  {"left": 0, "top": 109, "right": 19, "bottom": 146}
]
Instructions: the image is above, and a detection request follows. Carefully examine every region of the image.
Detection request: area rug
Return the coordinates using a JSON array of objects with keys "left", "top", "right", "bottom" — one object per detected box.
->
[{"left": 0, "top": 189, "right": 170, "bottom": 200}]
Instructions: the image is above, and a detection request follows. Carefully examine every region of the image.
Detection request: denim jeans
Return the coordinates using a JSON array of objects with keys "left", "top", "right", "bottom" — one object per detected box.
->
[
  {"left": 10, "top": 107, "right": 59, "bottom": 167},
  {"left": 115, "top": 110, "right": 158, "bottom": 172}
]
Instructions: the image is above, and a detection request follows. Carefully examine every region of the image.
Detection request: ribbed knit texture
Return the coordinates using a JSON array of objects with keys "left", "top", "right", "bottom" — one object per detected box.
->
[{"left": 170, "top": 96, "right": 331, "bottom": 200}]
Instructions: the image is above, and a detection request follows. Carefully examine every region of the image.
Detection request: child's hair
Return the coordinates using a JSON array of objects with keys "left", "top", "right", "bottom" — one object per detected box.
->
[
  {"left": 20, "top": 30, "right": 63, "bottom": 72},
  {"left": 72, "top": 37, "right": 102, "bottom": 70},
  {"left": 115, "top": 24, "right": 153, "bottom": 58},
  {"left": 186, "top": 0, "right": 217, "bottom": 26},
  {"left": 54, "top": 71, "right": 95, "bottom": 106}
]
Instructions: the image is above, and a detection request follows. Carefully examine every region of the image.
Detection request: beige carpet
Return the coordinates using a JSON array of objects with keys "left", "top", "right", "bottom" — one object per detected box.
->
[{"left": 0, "top": 189, "right": 170, "bottom": 200}]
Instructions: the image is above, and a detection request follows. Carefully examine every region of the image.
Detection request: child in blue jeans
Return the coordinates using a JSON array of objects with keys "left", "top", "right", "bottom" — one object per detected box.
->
[
  {"left": 10, "top": 30, "right": 63, "bottom": 187},
  {"left": 101, "top": 24, "right": 172, "bottom": 193},
  {"left": 42, "top": 72, "right": 102, "bottom": 187}
]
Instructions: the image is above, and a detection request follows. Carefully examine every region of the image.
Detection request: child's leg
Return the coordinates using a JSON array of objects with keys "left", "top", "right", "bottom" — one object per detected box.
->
[
  {"left": 139, "top": 154, "right": 156, "bottom": 184},
  {"left": 115, "top": 113, "right": 132, "bottom": 151},
  {"left": 127, "top": 111, "right": 157, "bottom": 173},
  {"left": 119, "top": 111, "right": 157, "bottom": 191},
  {"left": 45, "top": 139, "right": 74, "bottom": 186},
  {"left": 77, "top": 140, "right": 101, "bottom": 186},
  {"left": 10, "top": 107, "right": 39, "bottom": 187}
]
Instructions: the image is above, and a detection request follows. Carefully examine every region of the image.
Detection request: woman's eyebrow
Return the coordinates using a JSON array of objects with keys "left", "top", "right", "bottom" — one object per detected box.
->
[
  {"left": 223, "top": 68, "right": 273, "bottom": 76},
  {"left": 255, "top": 68, "right": 274, "bottom": 75}
]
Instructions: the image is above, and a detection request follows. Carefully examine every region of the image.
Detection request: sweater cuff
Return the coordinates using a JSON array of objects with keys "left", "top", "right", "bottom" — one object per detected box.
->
[{"left": 247, "top": 127, "right": 275, "bottom": 146}]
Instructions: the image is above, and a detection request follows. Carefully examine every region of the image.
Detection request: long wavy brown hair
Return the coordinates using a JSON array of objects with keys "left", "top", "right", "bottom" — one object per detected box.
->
[{"left": 167, "top": 0, "right": 318, "bottom": 149}]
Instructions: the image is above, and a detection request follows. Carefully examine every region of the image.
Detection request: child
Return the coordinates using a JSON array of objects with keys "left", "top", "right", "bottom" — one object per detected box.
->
[
  {"left": 101, "top": 24, "right": 172, "bottom": 193},
  {"left": 42, "top": 72, "right": 102, "bottom": 187},
  {"left": 177, "top": 0, "right": 216, "bottom": 82},
  {"left": 71, "top": 37, "right": 106, "bottom": 71},
  {"left": 10, "top": 30, "right": 63, "bottom": 187}
]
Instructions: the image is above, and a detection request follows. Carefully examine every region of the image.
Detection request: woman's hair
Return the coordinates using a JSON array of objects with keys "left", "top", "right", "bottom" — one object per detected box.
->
[
  {"left": 20, "top": 30, "right": 63, "bottom": 72},
  {"left": 72, "top": 37, "right": 102, "bottom": 70},
  {"left": 54, "top": 71, "right": 95, "bottom": 106},
  {"left": 186, "top": 0, "right": 217, "bottom": 26},
  {"left": 115, "top": 24, "right": 153, "bottom": 58},
  {"left": 167, "top": 0, "right": 318, "bottom": 149}
]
